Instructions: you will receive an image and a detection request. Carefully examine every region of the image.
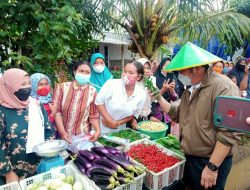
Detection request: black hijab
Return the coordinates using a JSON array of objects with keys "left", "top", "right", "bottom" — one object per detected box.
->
[
  {"left": 154, "top": 57, "right": 177, "bottom": 101},
  {"left": 154, "top": 57, "right": 172, "bottom": 89}
]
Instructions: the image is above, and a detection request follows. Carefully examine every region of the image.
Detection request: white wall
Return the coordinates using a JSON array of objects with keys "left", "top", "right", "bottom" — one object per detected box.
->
[{"left": 98, "top": 43, "right": 134, "bottom": 66}]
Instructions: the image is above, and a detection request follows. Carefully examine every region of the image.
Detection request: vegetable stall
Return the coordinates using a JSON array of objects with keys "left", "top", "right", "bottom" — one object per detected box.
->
[{"left": 0, "top": 126, "right": 185, "bottom": 190}]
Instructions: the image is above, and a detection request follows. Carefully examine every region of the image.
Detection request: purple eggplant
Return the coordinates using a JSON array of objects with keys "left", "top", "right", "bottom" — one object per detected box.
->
[
  {"left": 77, "top": 155, "right": 92, "bottom": 169},
  {"left": 91, "top": 147, "right": 109, "bottom": 156},
  {"left": 74, "top": 159, "right": 91, "bottom": 177},
  {"left": 106, "top": 153, "right": 138, "bottom": 172},
  {"left": 79, "top": 150, "right": 95, "bottom": 161},
  {"left": 103, "top": 146, "right": 122, "bottom": 155},
  {"left": 95, "top": 183, "right": 115, "bottom": 190},
  {"left": 90, "top": 151, "right": 101, "bottom": 159},
  {"left": 92, "top": 174, "right": 116, "bottom": 184},
  {"left": 74, "top": 159, "right": 86, "bottom": 173},
  {"left": 92, "top": 158, "right": 125, "bottom": 174},
  {"left": 88, "top": 164, "right": 118, "bottom": 179}
]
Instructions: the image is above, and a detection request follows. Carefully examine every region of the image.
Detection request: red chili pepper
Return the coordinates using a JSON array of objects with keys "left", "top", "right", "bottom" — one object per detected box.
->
[{"left": 128, "top": 144, "right": 181, "bottom": 173}]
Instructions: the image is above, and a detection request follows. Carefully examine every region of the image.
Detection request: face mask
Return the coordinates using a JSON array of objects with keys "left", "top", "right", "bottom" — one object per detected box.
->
[
  {"left": 122, "top": 75, "right": 136, "bottom": 86},
  {"left": 93, "top": 65, "right": 105, "bottom": 73},
  {"left": 14, "top": 87, "right": 31, "bottom": 101},
  {"left": 37, "top": 86, "right": 51, "bottom": 96},
  {"left": 222, "top": 67, "right": 230, "bottom": 74},
  {"left": 236, "top": 64, "right": 245, "bottom": 71},
  {"left": 75, "top": 73, "right": 90, "bottom": 85},
  {"left": 178, "top": 73, "right": 192, "bottom": 86},
  {"left": 213, "top": 67, "right": 223, "bottom": 74}
]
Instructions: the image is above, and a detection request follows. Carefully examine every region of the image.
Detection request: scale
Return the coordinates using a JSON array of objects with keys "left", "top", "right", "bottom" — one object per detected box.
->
[{"left": 33, "top": 140, "right": 68, "bottom": 173}]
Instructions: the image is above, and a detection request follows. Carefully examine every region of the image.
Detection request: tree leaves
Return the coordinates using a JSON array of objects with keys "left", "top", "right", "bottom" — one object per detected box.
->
[{"left": 0, "top": 0, "right": 106, "bottom": 82}]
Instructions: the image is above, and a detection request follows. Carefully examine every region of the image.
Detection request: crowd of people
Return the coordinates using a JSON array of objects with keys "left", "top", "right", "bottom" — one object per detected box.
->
[{"left": 0, "top": 43, "right": 250, "bottom": 189}]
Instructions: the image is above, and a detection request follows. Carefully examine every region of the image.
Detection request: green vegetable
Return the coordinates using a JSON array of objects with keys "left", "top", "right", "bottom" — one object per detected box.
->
[
  {"left": 143, "top": 76, "right": 160, "bottom": 96},
  {"left": 156, "top": 136, "right": 184, "bottom": 157},
  {"left": 98, "top": 137, "right": 120, "bottom": 147},
  {"left": 110, "top": 129, "right": 143, "bottom": 142}
]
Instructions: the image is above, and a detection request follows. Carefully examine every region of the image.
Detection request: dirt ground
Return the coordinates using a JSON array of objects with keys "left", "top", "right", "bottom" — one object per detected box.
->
[{"left": 232, "top": 137, "right": 250, "bottom": 163}]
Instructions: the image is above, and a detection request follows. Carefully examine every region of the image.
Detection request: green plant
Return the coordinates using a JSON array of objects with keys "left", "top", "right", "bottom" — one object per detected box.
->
[
  {"left": 111, "top": 70, "right": 122, "bottom": 79},
  {"left": 0, "top": 0, "right": 113, "bottom": 83}
]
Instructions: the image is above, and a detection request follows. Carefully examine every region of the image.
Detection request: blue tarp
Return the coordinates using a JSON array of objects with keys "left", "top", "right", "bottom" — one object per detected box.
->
[{"left": 173, "top": 37, "right": 250, "bottom": 60}]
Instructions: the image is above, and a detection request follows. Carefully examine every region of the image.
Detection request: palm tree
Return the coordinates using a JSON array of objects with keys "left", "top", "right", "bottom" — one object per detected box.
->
[{"left": 99, "top": 0, "right": 250, "bottom": 59}]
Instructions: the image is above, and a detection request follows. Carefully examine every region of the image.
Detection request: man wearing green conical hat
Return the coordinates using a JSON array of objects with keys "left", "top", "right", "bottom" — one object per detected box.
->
[{"left": 153, "top": 42, "right": 241, "bottom": 189}]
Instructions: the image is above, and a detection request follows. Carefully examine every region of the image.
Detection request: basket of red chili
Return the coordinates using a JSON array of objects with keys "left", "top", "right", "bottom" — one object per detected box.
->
[{"left": 127, "top": 139, "right": 186, "bottom": 190}]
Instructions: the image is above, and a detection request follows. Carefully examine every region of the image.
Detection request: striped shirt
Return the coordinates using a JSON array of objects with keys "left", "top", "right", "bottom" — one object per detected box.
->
[{"left": 53, "top": 81, "right": 99, "bottom": 135}]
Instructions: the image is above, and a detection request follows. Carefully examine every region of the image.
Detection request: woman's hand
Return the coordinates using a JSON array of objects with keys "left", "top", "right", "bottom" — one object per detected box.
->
[
  {"left": 89, "top": 131, "right": 100, "bottom": 142},
  {"left": 150, "top": 116, "right": 161, "bottom": 122},
  {"left": 60, "top": 131, "right": 72, "bottom": 144},
  {"left": 131, "top": 119, "right": 138, "bottom": 130},
  {"left": 161, "top": 79, "right": 171, "bottom": 93},
  {"left": 169, "top": 82, "right": 176, "bottom": 94},
  {"left": 5, "top": 171, "right": 19, "bottom": 184}
]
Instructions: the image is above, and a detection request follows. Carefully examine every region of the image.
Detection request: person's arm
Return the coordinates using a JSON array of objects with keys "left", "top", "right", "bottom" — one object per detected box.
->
[
  {"left": 53, "top": 83, "right": 71, "bottom": 143},
  {"left": 55, "top": 113, "right": 71, "bottom": 143},
  {"left": 88, "top": 93, "right": 100, "bottom": 142},
  {"left": 117, "top": 116, "right": 134, "bottom": 126},
  {"left": 201, "top": 141, "right": 231, "bottom": 189},
  {"left": 96, "top": 104, "right": 117, "bottom": 129},
  {"left": 0, "top": 110, "right": 19, "bottom": 183},
  {"left": 158, "top": 96, "right": 172, "bottom": 113},
  {"left": 239, "top": 67, "right": 249, "bottom": 90},
  {"left": 201, "top": 79, "right": 242, "bottom": 189}
]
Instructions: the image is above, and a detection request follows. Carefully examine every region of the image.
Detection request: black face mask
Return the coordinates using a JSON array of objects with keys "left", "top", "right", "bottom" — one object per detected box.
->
[
  {"left": 14, "top": 87, "right": 31, "bottom": 101},
  {"left": 236, "top": 64, "right": 245, "bottom": 71}
]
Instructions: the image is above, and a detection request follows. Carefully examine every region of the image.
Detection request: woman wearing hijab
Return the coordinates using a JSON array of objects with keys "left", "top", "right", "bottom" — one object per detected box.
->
[
  {"left": 135, "top": 58, "right": 157, "bottom": 122},
  {"left": 0, "top": 68, "right": 54, "bottom": 185},
  {"left": 53, "top": 61, "right": 100, "bottom": 144},
  {"left": 90, "top": 53, "right": 113, "bottom": 92},
  {"left": 151, "top": 57, "right": 179, "bottom": 134},
  {"left": 30, "top": 73, "right": 57, "bottom": 123}
]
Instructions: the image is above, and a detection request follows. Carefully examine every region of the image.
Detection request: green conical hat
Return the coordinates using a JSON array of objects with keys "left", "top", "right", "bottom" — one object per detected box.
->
[{"left": 165, "top": 42, "right": 222, "bottom": 72}]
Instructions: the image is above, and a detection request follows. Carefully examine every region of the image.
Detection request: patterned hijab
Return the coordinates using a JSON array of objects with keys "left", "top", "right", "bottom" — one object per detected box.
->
[
  {"left": 0, "top": 68, "right": 30, "bottom": 109},
  {"left": 90, "top": 53, "right": 113, "bottom": 92},
  {"left": 30, "top": 73, "right": 52, "bottom": 104}
]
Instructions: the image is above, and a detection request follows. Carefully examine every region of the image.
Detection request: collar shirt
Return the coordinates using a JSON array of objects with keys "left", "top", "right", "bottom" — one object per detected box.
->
[{"left": 95, "top": 79, "right": 147, "bottom": 134}]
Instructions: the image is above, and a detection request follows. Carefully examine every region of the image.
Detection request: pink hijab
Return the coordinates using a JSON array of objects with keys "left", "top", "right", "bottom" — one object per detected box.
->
[{"left": 0, "top": 68, "right": 30, "bottom": 109}]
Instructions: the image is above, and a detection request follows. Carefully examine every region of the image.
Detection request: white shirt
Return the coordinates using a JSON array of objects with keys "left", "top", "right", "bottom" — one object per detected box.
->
[{"left": 95, "top": 79, "right": 147, "bottom": 134}]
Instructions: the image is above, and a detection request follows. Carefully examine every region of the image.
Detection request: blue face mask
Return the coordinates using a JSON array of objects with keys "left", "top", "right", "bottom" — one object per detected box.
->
[
  {"left": 75, "top": 73, "right": 90, "bottom": 85},
  {"left": 222, "top": 67, "right": 230, "bottom": 74}
]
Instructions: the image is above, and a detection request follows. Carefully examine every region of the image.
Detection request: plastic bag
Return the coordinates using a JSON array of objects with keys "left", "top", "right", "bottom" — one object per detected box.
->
[{"left": 67, "top": 133, "right": 94, "bottom": 153}]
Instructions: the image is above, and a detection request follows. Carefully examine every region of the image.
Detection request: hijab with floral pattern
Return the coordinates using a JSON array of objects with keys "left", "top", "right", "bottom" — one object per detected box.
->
[{"left": 30, "top": 73, "right": 52, "bottom": 104}]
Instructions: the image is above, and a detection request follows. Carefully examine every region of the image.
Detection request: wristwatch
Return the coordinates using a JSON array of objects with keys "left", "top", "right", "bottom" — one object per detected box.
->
[{"left": 207, "top": 162, "right": 219, "bottom": 171}]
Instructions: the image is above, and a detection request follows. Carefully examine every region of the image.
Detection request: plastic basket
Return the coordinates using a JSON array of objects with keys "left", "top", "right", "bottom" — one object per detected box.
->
[
  {"left": 137, "top": 121, "right": 168, "bottom": 140},
  {"left": 0, "top": 182, "right": 21, "bottom": 190},
  {"left": 19, "top": 165, "right": 97, "bottom": 190},
  {"left": 70, "top": 159, "right": 146, "bottom": 190},
  {"left": 125, "top": 139, "right": 186, "bottom": 190}
]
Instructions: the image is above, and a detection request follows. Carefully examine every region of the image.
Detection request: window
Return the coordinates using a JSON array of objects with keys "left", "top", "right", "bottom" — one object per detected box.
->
[{"left": 104, "top": 46, "right": 109, "bottom": 67}]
